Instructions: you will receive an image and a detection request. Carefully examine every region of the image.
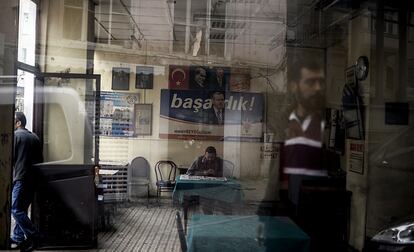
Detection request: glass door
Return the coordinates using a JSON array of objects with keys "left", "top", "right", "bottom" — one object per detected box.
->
[{"left": 30, "top": 73, "right": 101, "bottom": 249}]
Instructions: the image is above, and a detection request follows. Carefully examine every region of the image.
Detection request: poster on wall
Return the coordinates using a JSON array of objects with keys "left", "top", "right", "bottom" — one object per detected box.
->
[
  {"left": 229, "top": 68, "right": 250, "bottom": 92},
  {"left": 260, "top": 143, "right": 280, "bottom": 160},
  {"left": 134, "top": 104, "right": 152, "bottom": 135},
  {"left": 168, "top": 65, "right": 238, "bottom": 91},
  {"left": 159, "top": 89, "right": 264, "bottom": 141},
  {"left": 112, "top": 67, "right": 130, "bottom": 90},
  {"left": 346, "top": 139, "right": 364, "bottom": 174},
  {"left": 100, "top": 91, "right": 139, "bottom": 137},
  {"left": 169, "top": 65, "right": 189, "bottom": 90},
  {"left": 136, "top": 66, "right": 154, "bottom": 89},
  {"left": 209, "top": 66, "right": 230, "bottom": 91}
]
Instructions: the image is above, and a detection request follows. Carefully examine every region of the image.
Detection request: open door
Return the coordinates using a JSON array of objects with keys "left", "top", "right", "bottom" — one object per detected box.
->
[{"left": 30, "top": 73, "right": 101, "bottom": 249}]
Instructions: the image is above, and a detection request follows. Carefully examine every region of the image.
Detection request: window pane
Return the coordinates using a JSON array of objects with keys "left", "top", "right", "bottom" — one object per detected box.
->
[{"left": 18, "top": 0, "right": 36, "bottom": 66}]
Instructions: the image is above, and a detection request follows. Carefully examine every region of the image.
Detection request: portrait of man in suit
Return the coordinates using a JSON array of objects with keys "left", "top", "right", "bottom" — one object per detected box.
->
[
  {"left": 204, "top": 91, "right": 225, "bottom": 125},
  {"left": 190, "top": 66, "right": 208, "bottom": 90},
  {"left": 210, "top": 67, "right": 229, "bottom": 91}
]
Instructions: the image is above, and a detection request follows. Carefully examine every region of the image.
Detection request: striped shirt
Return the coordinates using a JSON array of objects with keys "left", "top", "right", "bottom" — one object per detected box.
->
[{"left": 283, "top": 112, "right": 327, "bottom": 177}]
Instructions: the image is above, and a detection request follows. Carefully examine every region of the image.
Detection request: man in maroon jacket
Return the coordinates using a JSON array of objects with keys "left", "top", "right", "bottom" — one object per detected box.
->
[{"left": 283, "top": 58, "right": 327, "bottom": 206}]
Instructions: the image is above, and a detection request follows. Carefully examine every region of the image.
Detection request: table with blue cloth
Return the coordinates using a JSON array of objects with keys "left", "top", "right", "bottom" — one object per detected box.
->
[
  {"left": 172, "top": 176, "right": 244, "bottom": 233},
  {"left": 187, "top": 215, "right": 310, "bottom": 252}
]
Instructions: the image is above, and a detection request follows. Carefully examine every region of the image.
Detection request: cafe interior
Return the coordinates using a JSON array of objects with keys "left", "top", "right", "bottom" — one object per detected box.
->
[{"left": 1, "top": 0, "right": 414, "bottom": 251}]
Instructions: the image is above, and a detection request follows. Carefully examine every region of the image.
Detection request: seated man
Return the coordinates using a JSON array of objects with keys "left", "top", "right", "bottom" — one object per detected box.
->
[{"left": 187, "top": 146, "right": 223, "bottom": 177}]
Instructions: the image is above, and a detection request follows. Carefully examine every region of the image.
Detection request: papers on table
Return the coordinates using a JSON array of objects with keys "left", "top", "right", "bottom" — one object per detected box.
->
[{"left": 179, "top": 175, "right": 227, "bottom": 181}]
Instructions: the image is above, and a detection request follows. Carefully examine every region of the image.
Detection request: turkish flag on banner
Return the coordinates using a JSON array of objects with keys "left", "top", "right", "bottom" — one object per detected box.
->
[{"left": 169, "top": 65, "right": 189, "bottom": 90}]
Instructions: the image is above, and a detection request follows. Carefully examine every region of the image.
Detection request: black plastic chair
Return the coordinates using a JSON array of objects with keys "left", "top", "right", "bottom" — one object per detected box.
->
[{"left": 155, "top": 160, "right": 177, "bottom": 198}]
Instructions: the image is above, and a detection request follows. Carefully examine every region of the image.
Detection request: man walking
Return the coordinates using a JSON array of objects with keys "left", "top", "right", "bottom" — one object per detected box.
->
[{"left": 11, "top": 112, "right": 43, "bottom": 252}]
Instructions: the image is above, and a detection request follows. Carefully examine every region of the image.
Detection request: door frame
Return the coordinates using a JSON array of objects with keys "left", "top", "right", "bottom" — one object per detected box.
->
[
  {"left": 17, "top": 70, "right": 102, "bottom": 248},
  {"left": 34, "top": 72, "right": 101, "bottom": 165},
  {"left": 17, "top": 62, "right": 101, "bottom": 165}
]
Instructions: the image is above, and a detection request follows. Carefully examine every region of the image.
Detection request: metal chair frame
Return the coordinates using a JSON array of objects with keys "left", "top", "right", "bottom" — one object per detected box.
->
[{"left": 155, "top": 160, "right": 177, "bottom": 198}]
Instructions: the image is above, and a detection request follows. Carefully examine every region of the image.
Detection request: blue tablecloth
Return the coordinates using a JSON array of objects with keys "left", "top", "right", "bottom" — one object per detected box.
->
[
  {"left": 187, "top": 215, "right": 310, "bottom": 252},
  {"left": 172, "top": 176, "right": 243, "bottom": 204}
]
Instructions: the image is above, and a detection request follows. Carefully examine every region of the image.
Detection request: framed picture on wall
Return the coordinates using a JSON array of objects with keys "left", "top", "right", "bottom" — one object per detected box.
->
[
  {"left": 134, "top": 104, "right": 152, "bottom": 136},
  {"left": 136, "top": 66, "right": 154, "bottom": 89},
  {"left": 112, "top": 67, "right": 130, "bottom": 90}
]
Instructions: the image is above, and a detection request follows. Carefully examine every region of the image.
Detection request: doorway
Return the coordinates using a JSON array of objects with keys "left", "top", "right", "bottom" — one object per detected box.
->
[{"left": 14, "top": 71, "right": 102, "bottom": 248}]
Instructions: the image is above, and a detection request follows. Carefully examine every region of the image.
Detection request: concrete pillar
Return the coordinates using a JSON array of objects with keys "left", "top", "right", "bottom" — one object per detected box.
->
[
  {"left": 185, "top": 0, "right": 191, "bottom": 54},
  {"left": 0, "top": 0, "right": 18, "bottom": 249}
]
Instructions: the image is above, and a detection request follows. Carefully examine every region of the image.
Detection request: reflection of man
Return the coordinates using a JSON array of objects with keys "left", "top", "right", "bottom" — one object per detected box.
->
[
  {"left": 11, "top": 112, "right": 43, "bottom": 251},
  {"left": 210, "top": 67, "right": 227, "bottom": 91},
  {"left": 283, "top": 58, "right": 327, "bottom": 206},
  {"left": 204, "top": 91, "right": 225, "bottom": 125},
  {"left": 190, "top": 67, "right": 207, "bottom": 89},
  {"left": 187, "top": 146, "right": 223, "bottom": 177}
]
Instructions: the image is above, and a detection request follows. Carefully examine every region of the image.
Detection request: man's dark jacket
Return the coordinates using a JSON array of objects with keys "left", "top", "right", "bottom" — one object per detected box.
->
[
  {"left": 13, "top": 128, "right": 43, "bottom": 182},
  {"left": 203, "top": 108, "right": 225, "bottom": 125}
]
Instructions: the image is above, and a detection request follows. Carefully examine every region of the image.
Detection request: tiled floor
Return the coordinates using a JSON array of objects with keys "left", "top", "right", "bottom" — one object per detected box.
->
[
  {"left": 7, "top": 199, "right": 181, "bottom": 252},
  {"left": 6, "top": 181, "right": 356, "bottom": 252},
  {"left": 7, "top": 178, "right": 270, "bottom": 252},
  {"left": 97, "top": 200, "right": 181, "bottom": 252},
  {"left": 95, "top": 198, "right": 261, "bottom": 252}
]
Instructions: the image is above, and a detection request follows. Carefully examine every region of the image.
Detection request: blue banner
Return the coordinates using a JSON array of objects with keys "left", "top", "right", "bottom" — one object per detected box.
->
[{"left": 159, "top": 89, "right": 264, "bottom": 141}]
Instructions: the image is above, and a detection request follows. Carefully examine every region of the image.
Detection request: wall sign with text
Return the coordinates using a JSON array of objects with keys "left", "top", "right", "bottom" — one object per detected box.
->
[
  {"left": 346, "top": 139, "right": 364, "bottom": 174},
  {"left": 159, "top": 89, "right": 264, "bottom": 142},
  {"left": 100, "top": 91, "right": 139, "bottom": 137}
]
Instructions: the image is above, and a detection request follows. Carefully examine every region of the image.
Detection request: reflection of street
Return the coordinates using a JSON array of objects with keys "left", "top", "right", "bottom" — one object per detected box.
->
[{"left": 15, "top": 87, "right": 25, "bottom": 112}]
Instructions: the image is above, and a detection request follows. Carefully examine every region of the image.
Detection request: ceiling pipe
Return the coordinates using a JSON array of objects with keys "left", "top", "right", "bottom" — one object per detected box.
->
[{"left": 119, "top": 0, "right": 146, "bottom": 41}]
